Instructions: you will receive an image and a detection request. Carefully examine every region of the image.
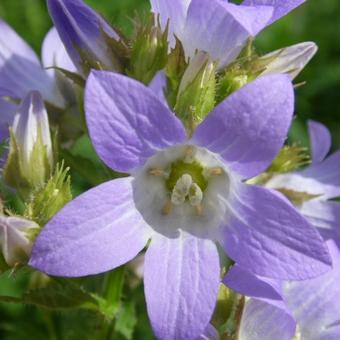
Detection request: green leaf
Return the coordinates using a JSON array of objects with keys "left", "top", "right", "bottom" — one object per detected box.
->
[
  {"left": 115, "top": 301, "right": 137, "bottom": 340},
  {"left": 23, "top": 284, "right": 98, "bottom": 310},
  {"left": 0, "top": 253, "right": 10, "bottom": 274}
]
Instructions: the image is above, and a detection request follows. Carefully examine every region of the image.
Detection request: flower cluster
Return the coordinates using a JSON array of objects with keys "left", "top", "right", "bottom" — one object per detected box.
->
[{"left": 0, "top": 0, "right": 339, "bottom": 339}]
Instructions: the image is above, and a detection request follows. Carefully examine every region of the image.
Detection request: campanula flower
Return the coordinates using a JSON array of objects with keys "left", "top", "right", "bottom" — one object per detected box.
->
[
  {"left": 151, "top": 0, "right": 306, "bottom": 68},
  {"left": 226, "top": 240, "right": 340, "bottom": 340},
  {"left": 30, "top": 72, "right": 331, "bottom": 339},
  {"left": 266, "top": 120, "right": 340, "bottom": 243}
]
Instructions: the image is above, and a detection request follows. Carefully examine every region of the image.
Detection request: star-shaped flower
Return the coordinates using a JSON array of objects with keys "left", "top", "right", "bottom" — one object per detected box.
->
[{"left": 30, "top": 71, "right": 330, "bottom": 339}]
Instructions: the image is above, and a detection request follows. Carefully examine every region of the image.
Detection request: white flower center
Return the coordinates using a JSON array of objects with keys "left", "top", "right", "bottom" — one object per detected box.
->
[{"left": 132, "top": 145, "right": 233, "bottom": 238}]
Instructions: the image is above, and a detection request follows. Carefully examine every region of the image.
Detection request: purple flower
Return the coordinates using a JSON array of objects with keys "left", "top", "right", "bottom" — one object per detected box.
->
[
  {"left": 47, "top": 0, "right": 122, "bottom": 75},
  {"left": 0, "top": 21, "right": 75, "bottom": 142},
  {"left": 226, "top": 240, "right": 340, "bottom": 340},
  {"left": 266, "top": 120, "right": 340, "bottom": 243},
  {"left": 30, "top": 72, "right": 331, "bottom": 339},
  {"left": 151, "top": 0, "right": 305, "bottom": 68},
  {"left": 0, "top": 20, "right": 65, "bottom": 108}
]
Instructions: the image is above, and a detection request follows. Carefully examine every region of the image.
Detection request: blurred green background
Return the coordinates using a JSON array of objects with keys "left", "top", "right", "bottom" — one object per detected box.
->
[{"left": 0, "top": 0, "right": 339, "bottom": 148}]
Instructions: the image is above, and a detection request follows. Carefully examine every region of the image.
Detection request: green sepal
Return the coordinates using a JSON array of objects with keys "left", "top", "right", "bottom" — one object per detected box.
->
[
  {"left": 165, "top": 37, "right": 188, "bottom": 109},
  {"left": 268, "top": 145, "right": 310, "bottom": 173},
  {"left": 174, "top": 56, "right": 216, "bottom": 132},
  {"left": 212, "top": 285, "right": 244, "bottom": 338},
  {"left": 100, "top": 26, "right": 130, "bottom": 74},
  {"left": 3, "top": 130, "right": 32, "bottom": 200},
  {"left": 114, "top": 301, "right": 138, "bottom": 340},
  {"left": 216, "top": 39, "right": 258, "bottom": 103},
  {"left": 277, "top": 188, "right": 321, "bottom": 206},
  {"left": 46, "top": 66, "right": 86, "bottom": 88},
  {"left": 25, "top": 162, "right": 72, "bottom": 226},
  {"left": 127, "top": 15, "right": 169, "bottom": 85}
]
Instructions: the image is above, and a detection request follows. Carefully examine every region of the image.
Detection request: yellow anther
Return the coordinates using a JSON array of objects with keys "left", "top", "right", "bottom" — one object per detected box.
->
[
  {"left": 149, "top": 168, "right": 165, "bottom": 177},
  {"left": 208, "top": 167, "right": 224, "bottom": 176},
  {"left": 184, "top": 146, "right": 195, "bottom": 163},
  {"left": 162, "top": 201, "right": 173, "bottom": 216},
  {"left": 195, "top": 204, "right": 204, "bottom": 217}
]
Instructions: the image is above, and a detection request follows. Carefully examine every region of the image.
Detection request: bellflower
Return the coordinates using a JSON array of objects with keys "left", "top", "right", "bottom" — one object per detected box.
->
[
  {"left": 30, "top": 72, "right": 331, "bottom": 339},
  {"left": 266, "top": 120, "right": 340, "bottom": 243},
  {"left": 0, "top": 215, "right": 39, "bottom": 267},
  {"left": 0, "top": 21, "right": 75, "bottom": 142},
  {"left": 226, "top": 240, "right": 340, "bottom": 340},
  {"left": 151, "top": 0, "right": 306, "bottom": 68},
  {"left": 47, "top": 0, "right": 124, "bottom": 75}
]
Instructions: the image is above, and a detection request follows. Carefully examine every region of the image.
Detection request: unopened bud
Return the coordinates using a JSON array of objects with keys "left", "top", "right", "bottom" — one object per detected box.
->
[
  {"left": 0, "top": 215, "right": 39, "bottom": 267},
  {"left": 175, "top": 51, "right": 216, "bottom": 130},
  {"left": 4, "top": 91, "right": 53, "bottom": 197}
]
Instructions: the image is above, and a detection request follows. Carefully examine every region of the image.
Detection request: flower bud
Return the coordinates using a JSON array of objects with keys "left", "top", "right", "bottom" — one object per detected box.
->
[
  {"left": 128, "top": 15, "right": 169, "bottom": 84},
  {"left": 0, "top": 215, "right": 39, "bottom": 267},
  {"left": 4, "top": 91, "right": 53, "bottom": 197},
  {"left": 175, "top": 51, "right": 216, "bottom": 131},
  {"left": 47, "top": 0, "right": 128, "bottom": 76},
  {"left": 257, "top": 42, "right": 318, "bottom": 79}
]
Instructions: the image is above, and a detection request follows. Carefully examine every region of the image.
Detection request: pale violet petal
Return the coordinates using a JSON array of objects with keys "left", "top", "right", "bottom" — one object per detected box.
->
[
  {"left": 29, "top": 178, "right": 153, "bottom": 276},
  {"left": 239, "top": 298, "right": 296, "bottom": 340},
  {"left": 144, "top": 232, "right": 220, "bottom": 340},
  {"left": 192, "top": 75, "right": 294, "bottom": 179},
  {"left": 260, "top": 42, "right": 318, "bottom": 79},
  {"left": 220, "top": 183, "right": 331, "bottom": 280},
  {"left": 85, "top": 71, "right": 186, "bottom": 173},
  {"left": 308, "top": 120, "right": 332, "bottom": 164}
]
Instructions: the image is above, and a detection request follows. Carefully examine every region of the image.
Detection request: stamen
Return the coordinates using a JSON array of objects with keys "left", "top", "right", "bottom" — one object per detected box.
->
[
  {"left": 171, "top": 174, "right": 193, "bottom": 205},
  {"left": 189, "top": 183, "right": 203, "bottom": 206},
  {"left": 204, "top": 167, "right": 224, "bottom": 177},
  {"left": 162, "top": 201, "right": 173, "bottom": 215},
  {"left": 195, "top": 204, "right": 204, "bottom": 216},
  {"left": 184, "top": 146, "right": 195, "bottom": 164},
  {"left": 149, "top": 168, "right": 165, "bottom": 177}
]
